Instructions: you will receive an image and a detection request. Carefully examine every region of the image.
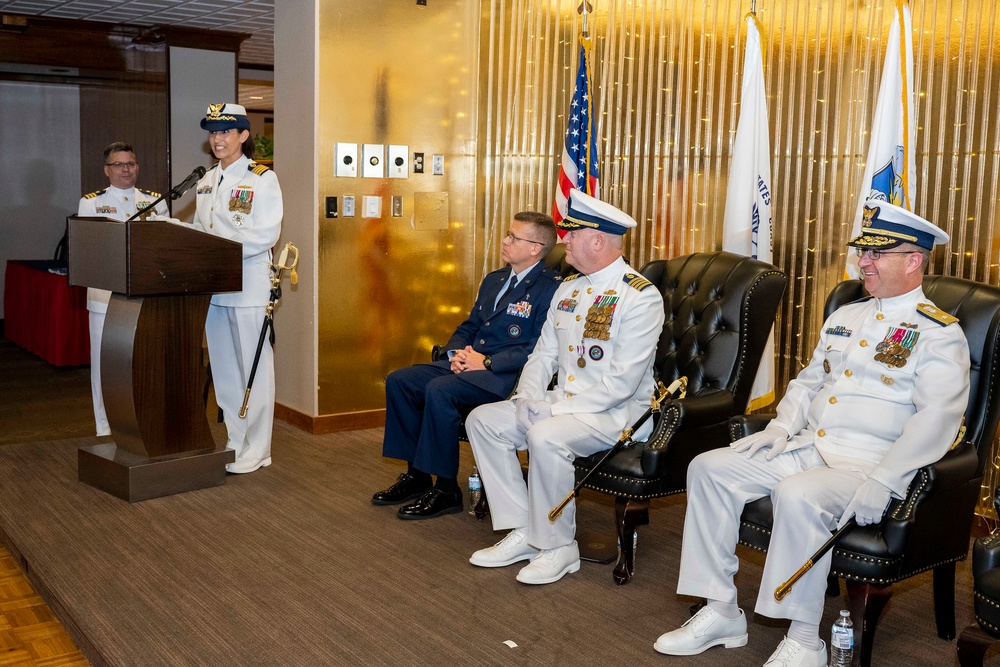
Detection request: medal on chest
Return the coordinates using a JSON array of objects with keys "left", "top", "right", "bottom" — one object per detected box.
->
[
  {"left": 874, "top": 326, "right": 919, "bottom": 368},
  {"left": 583, "top": 290, "right": 618, "bottom": 341},
  {"left": 229, "top": 186, "right": 254, "bottom": 214}
]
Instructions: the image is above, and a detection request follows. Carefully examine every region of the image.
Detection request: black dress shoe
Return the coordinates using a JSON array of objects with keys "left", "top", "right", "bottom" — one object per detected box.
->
[
  {"left": 372, "top": 473, "right": 432, "bottom": 506},
  {"left": 397, "top": 488, "right": 463, "bottom": 520}
]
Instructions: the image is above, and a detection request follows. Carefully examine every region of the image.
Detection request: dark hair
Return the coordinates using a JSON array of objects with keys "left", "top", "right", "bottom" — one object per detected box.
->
[
  {"left": 242, "top": 133, "right": 255, "bottom": 159},
  {"left": 104, "top": 142, "right": 134, "bottom": 159},
  {"left": 514, "top": 211, "right": 558, "bottom": 256}
]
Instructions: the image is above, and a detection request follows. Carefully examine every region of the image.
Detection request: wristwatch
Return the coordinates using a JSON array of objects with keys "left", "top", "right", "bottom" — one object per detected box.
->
[{"left": 483, "top": 355, "right": 493, "bottom": 371}]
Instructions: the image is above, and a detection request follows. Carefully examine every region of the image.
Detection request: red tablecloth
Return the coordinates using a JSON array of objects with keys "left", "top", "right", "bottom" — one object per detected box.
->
[{"left": 4, "top": 260, "right": 90, "bottom": 366}]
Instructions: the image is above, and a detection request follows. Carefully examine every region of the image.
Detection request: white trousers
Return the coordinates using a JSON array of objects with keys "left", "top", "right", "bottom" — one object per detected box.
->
[
  {"left": 205, "top": 304, "right": 274, "bottom": 462},
  {"left": 676, "top": 445, "right": 865, "bottom": 624},
  {"left": 88, "top": 310, "right": 110, "bottom": 436},
  {"left": 466, "top": 400, "right": 616, "bottom": 549}
]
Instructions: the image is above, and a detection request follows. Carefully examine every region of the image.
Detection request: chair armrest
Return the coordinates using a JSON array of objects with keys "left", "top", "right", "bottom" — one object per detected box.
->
[
  {"left": 638, "top": 391, "right": 737, "bottom": 479},
  {"left": 728, "top": 414, "right": 776, "bottom": 442},
  {"left": 879, "top": 440, "right": 980, "bottom": 555},
  {"left": 974, "top": 532, "right": 1000, "bottom": 579}
]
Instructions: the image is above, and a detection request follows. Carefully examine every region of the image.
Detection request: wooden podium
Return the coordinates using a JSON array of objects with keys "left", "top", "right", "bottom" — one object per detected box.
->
[{"left": 68, "top": 217, "right": 243, "bottom": 501}]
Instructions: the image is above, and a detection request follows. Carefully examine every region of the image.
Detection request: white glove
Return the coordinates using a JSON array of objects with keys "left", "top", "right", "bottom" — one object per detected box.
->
[
  {"left": 527, "top": 400, "right": 552, "bottom": 425},
  {"left": 840, "top": 478, "right": 893, "bottom": 527},
  {"left": 730, "top": 423, "right": 790, "bottom": 459},
  {"left": 515, "top": 399, "right": 533, "bottom": 434}
]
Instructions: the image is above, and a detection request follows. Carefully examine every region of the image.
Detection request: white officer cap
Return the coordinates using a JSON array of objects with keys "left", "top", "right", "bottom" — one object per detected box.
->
[
  {"left": 558, "top": 190, "right": 637, "bottom": 236},
  {"left": 200, "top": 103, "right": 251, "bottom": 131},
  {"left": 848, "top": 199, "right": 949, "bottom": 250}
]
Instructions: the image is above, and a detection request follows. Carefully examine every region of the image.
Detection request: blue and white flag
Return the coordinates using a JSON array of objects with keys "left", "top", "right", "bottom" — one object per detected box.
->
[
  {"left": 722, "top": 13, "right": 775, "bottom": 411},
  {"left": 846, "top": 0, "right": 915, "bottom": 279}
]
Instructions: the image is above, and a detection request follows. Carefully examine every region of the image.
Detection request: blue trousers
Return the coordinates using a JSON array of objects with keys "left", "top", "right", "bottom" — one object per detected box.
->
[{"left": 382, "top": 363, "right": 503, "bottom": 479}]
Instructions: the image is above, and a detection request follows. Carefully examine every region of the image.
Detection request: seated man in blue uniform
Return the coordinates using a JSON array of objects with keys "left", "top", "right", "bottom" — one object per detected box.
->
[
  {"left": 372, "top": 211, "right": 561, "bottom": 519},
  {"left": 653, "top": 200, "right": 970, "bottom": 667}
]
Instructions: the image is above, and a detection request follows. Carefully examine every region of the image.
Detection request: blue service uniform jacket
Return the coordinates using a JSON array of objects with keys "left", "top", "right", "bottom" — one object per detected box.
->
[{"left": 438, "top": 261, "right": 561, "bottom": 397}]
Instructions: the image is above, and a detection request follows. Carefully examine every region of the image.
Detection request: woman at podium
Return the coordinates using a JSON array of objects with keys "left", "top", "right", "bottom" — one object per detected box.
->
[{"left": 192, "top": 103, "right": 283, "bottom": 474}]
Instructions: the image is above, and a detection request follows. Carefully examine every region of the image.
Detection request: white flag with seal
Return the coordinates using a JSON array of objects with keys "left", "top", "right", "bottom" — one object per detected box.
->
[
  {"left": 722, "top": 13, "right": 775, "bottom": 411},
  {"left": 846, "top": 0, "right": 915, "bottom": 279}
]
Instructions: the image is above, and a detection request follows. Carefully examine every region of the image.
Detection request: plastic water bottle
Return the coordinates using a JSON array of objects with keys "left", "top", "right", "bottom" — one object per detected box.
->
[
  {"left": 830, "top": 609, "right": 854, "bottom": 666},
  {"left": 468, "top": 467, "right": 481, "bottom": 516}
]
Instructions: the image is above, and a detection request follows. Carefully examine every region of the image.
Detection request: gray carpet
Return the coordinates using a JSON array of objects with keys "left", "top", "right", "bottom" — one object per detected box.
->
[{"left": 0, "top": 422, "right": 978, "bottom": 666}]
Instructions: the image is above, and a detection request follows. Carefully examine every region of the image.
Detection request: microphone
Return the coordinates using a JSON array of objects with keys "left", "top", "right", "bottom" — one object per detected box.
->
[{"left": 170, "top": 166, "right": 206, "bottom": 200}]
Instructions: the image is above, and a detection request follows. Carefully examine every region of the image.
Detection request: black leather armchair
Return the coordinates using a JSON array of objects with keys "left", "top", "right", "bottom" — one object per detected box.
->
[
  {"left": 957, "top": 489, "right": 1000, "bottom": 667},
  {"left": 572, "top": 250, "right": 788, "bottom": 584},
  {"left": 735, "top": 275, "right": 1000, "bottom": 667}
]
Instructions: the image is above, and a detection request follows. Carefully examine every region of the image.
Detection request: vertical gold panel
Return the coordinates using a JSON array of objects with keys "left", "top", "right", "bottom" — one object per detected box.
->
[
  {"left": 479, "top": 0, "right": 1000, "bottom": 515},
  {"left": 317, "top": 0, "right": 481, "bottom": 414}
]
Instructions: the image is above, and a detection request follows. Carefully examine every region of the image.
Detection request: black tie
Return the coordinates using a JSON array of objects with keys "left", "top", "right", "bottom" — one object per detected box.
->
[{"left": 494, "top": 274, "right": 518, "bottom": 310}]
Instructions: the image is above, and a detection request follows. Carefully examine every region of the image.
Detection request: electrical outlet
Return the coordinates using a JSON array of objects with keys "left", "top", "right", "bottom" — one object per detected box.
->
[
  {"left": 413, "top": 152, "right": 424, "bottom": 173},
  {"left": 342, "top": 195, "right": 355, "bottom": 217},
  {"left": 325, "top": 196, "right": 338, "bottom": 218}
]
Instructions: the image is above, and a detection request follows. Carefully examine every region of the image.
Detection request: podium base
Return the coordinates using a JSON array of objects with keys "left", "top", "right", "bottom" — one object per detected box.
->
[{"left": 78, "top": 443, "right": 236, "bottom": 502}]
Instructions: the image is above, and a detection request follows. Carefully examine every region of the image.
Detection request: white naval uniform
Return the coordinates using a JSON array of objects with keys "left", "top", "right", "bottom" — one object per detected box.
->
[
  {"left": 676, "top": 285, "right": 970, "bottom": 624},
  {"left": 467, "top": 256, "right": 665, "bottom": 549},
  {"left": 193, "top": 155, "right": 282, "bottom": 465},
  {"left": 77, "top": 186, "right": 169, "bottom": 435}
]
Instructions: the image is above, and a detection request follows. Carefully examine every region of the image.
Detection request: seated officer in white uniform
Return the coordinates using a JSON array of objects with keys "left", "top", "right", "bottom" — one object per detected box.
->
[
  {"left": 77, "top": 141, "right": 168, "bottom": 436},
  {"left": 653, "top": 200, "right": 970, "bottom": 667},
  {"left": 466, "top": 190, "right": 664, "bottom": 585}
]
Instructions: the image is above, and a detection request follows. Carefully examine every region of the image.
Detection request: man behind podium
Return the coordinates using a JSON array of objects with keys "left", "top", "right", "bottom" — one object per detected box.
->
[{"left": 77, "top": 141, "right": 168, "bottom": 437}]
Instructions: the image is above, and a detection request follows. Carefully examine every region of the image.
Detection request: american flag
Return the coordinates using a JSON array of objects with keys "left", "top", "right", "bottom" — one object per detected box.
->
[{"left": 553, "top": 36, "right": 600, "bottom": 225}]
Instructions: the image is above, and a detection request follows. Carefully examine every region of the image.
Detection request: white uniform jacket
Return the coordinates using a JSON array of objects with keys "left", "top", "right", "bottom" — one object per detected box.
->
[
  {"left": 192, "top": 155, "right": 282, "bottom": 307},
  {"left": 514, "top": 256, "right": 665, "bottom": 436},
  {"left": 770, "top": 285, "right": 970, "bottom": 496},
  {"left": 77, "top": 186, "right": 169, "bottom": 312}
]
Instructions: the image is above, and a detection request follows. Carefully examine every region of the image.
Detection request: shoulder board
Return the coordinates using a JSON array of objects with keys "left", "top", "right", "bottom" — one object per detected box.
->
[
  {"left": 563, "top": 272, "right": 582, "bottom": 281},
  {"left": 84, "top": 189, "right": 106, "bottom": 199},
  {"left": 139, "top": 189, "right": 160, "bottom": 198},
  {"left": 917, "top": 303, "right": 959, "bottom": 326},
  {"left": 249, "top": 162, "right": 270, "bottom": 175},
  {"left": 624, "top": 272, "right": 653, "bottom": 292}
]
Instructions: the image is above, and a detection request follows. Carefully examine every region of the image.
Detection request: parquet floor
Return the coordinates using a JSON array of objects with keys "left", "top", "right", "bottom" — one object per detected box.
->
[{"left": 0, "top": 546, "right": 88, "bottom": 666}]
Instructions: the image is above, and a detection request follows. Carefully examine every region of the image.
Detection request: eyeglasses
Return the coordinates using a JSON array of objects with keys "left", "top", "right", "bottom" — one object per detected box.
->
[
  {"left": 505, "top": 231, "right": 544, "bottom": 246},
  {"left": 854, "top": 248, "right": 914, "bottom": 260},
  {"left": 106, "top": 161, "right": 138, "bottom": 170}
]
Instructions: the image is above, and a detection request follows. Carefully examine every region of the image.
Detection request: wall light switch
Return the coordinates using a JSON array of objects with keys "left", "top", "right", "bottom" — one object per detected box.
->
[
  {"left": 335, "top": 143, "right": 358, "bottom": 177},
  {"left": 387, "top": 145, "right": 408, "bottom": 178},
  {"left": 342, "top": 195, "right": 355, "bottom": 217},
  {"left": 432, "top": 154, "right": 444, "bottom": 175},
  {"left": 363, "top": 195, "right": 382, "bottom": 218},
  {"left": 391, "top": 196, "right": 403, "bottom": 217},
  {"left": 362, "top": 144, "right": 385, "bottom": 178},
  {"left": 325, "top": 196, "right": 338, "bottom": 218}
]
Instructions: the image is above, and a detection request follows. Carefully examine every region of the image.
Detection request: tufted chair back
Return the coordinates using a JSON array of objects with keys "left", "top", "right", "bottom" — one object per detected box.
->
[
  {"left": 572, "top": 250, "right": 787, "bottom": 584},
  {"left": 736, "top": 275, "right": 1000, "bottom": 667}
]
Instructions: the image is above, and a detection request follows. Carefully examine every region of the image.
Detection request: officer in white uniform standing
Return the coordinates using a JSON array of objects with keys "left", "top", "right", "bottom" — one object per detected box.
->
[
  {"left": 77, "top": 141, "right": 168, "bottom": 436},
  {"left": 193, "top": 103, "right": 282, "bottom": 474},
  {"left": 654, "top": 200, "right": 970, "bottom": 667},
  {"left": 466, "top": 190, "right": 664, "bottom": 585}
]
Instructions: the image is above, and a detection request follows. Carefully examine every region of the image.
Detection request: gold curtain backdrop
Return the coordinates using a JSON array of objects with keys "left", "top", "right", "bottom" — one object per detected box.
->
[{"left": 478, "top": 0, "right": 1000, "bottom": 516}]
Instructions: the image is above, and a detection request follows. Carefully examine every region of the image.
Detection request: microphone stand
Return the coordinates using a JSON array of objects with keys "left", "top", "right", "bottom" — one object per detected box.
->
[{"left": 125, "top": 166, "right": 206, "bottom": 222}]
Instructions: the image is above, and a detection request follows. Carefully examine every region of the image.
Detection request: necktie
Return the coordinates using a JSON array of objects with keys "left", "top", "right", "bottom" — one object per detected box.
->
[{"left": 494, "top": 274, "right": 518, "bottom": 311}]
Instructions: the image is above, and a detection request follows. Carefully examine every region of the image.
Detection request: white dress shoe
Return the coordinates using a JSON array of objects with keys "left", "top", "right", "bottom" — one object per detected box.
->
[
  {"left": 515, "top": 541, "right": 581, "bottom": 585},
  {"left": 470, "top": 528, "right": 538, "bottom": 567},
  {"left": 226, "top": 456, "right": 272, "bottom": 474},
  {"left": 653, "top": 605, "right": 748, "bottom": 656},
  {"left": 763, "top": 637, "right": 827, "bottom": 667}
]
